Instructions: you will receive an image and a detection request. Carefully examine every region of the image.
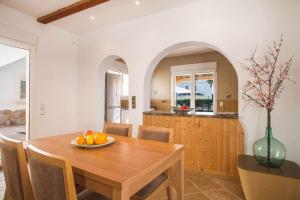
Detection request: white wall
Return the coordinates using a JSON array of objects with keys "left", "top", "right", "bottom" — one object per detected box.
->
[
  {"left": 77, "top": 0, "right": 300, "bottom": 164},
  {"left": 0, "top": 58, "right": 26, "bottom": 110},
  {"left": 0, "top": 5, "right": 79, "bottom": 139}
]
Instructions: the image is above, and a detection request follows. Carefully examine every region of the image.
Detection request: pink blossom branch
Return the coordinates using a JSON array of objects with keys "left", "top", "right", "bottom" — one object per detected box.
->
[{"left": 242, "top": 35, "right": 295, "bottom": 110}]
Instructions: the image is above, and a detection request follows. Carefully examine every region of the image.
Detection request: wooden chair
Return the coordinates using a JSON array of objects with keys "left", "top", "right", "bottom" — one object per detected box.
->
[
  {"left": 26, "top": 144, "right": 108, "bottom": 200},
  {"left": 131, "top": 126, "right": 174, "bottom": 200},
  {"left": 0, "top": 134, "right": 33, "bottom": 200},
  {"left": 103, "top": 122, "right": 132, "bottom": 137},
  {"left": 138, "top": 126, "right": 173, "bottom": 144}
]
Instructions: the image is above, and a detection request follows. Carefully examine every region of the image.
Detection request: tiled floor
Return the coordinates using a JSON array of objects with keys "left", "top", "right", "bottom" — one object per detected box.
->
[
  {"left": 0, "top": 125, "right": 26, "bottom": 141},
  {"left": 160, "top": 170, "right": 245, "bottom": 200},
  {"left": 0, "top": 170, "right": 245, "bottom": 200}
]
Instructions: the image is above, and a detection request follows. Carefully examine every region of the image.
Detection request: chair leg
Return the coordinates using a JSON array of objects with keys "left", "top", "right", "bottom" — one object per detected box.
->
[{"left": 166, "top": 186, "right": 172, "bottom": 200}]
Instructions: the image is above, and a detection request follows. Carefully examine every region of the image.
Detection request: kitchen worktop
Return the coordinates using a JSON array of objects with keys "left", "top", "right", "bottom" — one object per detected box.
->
[{"left": 143, "top": 110, "right": 238, "bottom": 119}]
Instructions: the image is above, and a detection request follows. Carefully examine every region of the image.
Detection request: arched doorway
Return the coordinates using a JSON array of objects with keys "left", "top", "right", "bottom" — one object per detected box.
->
[
  {"left": 144, "top": 41, "right": 238, "bottom": 114},
  {"left": 98, "top": 56, "right": 130, "bottom": 126},
  {"left": 142, "top": 42, "right": 243, "bottom": 177}
]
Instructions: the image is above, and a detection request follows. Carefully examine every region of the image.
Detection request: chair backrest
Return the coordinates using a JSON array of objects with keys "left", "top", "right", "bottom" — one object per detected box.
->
[
  {"left": 138, "top": 126, "right": 174, "bottom": 143},
  {"left": 0, "top": 134, "right": 33, "bottom": 200},
  {"left": 103, "top": 122, "right": 132, "bottom": 137},
  {"left": 26, "top": 144, "right": 77, "bottom": 200}
]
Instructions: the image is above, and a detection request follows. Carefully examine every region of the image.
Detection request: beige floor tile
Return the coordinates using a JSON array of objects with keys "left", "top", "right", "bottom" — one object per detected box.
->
[
  {"left": 170, "top": 179, "right": 200, "bottom": 194},
  {"left": 210, "top": 176, "right": 240, "bottom": 187},
  {"left": 185, "top": 170, "right": 208, "bottom": 179},
  {"left": 225, "top": 185, "right": 245, "bottom": 200},
  {"left": 202, "top": 189, "right": 239, "bottom": 200},
  {"left": 210, "top": 176, "right": 245, "bottom": 199},
  {"left": 170, "top": 169, "right": 207, "bottom": 180},
  {"left": 188, "top": 176, "right": 221, "bottom": 192},
  {"left": 158, "top": 188, "right": 176, "bottom": 200},
  {"left": 184, "top": 192, "right": 210, "bottom": 200},
  {"left": 160, "top": 191, "right": 210, "bottom": 200}
]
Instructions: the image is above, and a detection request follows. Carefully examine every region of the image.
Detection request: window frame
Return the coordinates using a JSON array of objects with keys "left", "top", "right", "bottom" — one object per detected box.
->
[{"left": 170, "top": 62, "right": 217, "bottom": 114}]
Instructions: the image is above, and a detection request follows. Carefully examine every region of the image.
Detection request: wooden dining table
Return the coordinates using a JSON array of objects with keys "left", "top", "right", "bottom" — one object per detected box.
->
[{"left": 29, "top": 133, "right": 185, "bottom": 200}]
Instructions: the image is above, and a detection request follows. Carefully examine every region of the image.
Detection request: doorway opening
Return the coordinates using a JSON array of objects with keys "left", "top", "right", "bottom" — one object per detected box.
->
[
  {"left": 0, "top": 43, "right": 30, "bottom": 141},
  {"left": 146, "top": 42, "right": 238, "bottom": 114},
  {"left": 105, "top": 58, "right": 129, "bottom": 123}
]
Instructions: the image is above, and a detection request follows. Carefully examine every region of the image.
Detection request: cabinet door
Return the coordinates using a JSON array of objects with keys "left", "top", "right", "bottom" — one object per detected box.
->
[
  {"left": 195, "top": 117, "right": 208, "bottom": 171},
  {"left": 143, "top": 115, "right": 152, "bottom": 126},
  {"left": 180, "top": 117, "right": 198, "bottom": 170},
  {"left": 195, "top": 117, "right": 226, "bottom": 173},
  {"left": 151, "top": 115, "right": 166, "bottom": 127}
]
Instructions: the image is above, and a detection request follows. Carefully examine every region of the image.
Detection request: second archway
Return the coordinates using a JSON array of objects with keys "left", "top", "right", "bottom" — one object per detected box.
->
[{"left": 104, "top": 57, "right": 129, "bottom": 123}]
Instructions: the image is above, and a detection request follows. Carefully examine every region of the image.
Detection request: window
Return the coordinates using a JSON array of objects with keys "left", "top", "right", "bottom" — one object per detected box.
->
[
  {"left": 175, "top": 74, "right": 191, "bottom": 107},
  {"left": 171, "top": 62, "right": 217, "bottom": 114},
  {"left": 195, "top": 73, "right": 214, "bottom": 112}
]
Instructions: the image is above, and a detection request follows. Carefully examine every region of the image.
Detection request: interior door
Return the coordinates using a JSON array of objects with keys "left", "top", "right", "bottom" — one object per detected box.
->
[{"left": 105, "top": 72, "right": 122, "bottom": 123}]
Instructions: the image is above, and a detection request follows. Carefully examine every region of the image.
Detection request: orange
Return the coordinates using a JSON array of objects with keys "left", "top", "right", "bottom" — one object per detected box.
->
[
  {"left": 93, "top": 132, "right": 100, "bottom": 139},
  {"left": 94, "top": 134, "right": 107, "bottom": 145},
  {"left": 85, "top": 135, "right": 94, "bottom": 145},
  {"left": 83, "top": 130, "right": 94, "bottom": 137},
  {"left": 75, "top": 136, "right": 85, "bottom": 145}
]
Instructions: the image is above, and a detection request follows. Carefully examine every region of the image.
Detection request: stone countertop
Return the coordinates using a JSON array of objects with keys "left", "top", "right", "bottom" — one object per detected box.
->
[{"left": 143, "top": 111, "right": 239, "bottom": 119}]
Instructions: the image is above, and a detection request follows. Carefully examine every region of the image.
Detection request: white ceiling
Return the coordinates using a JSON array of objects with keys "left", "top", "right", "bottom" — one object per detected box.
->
[
  {"left": 1, "top": 0, "right": 198, "bottom": 34},
  {"left": 0, "top": 44, "right": 28, "bottom": 68},
  {"left": 166, "top": 46, "right": 215, "bottom": 58},
  {"left": 0, "top": 0, "right": 79, "bottom": 18}
]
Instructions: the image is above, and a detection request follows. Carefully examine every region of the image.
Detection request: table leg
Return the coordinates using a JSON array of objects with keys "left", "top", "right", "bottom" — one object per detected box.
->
[
  {"left": 113, "top": 189, "right": 129, "bottom": 200},
  {"left": 175, "top": 153, "right": 184, "bottom": 200}
]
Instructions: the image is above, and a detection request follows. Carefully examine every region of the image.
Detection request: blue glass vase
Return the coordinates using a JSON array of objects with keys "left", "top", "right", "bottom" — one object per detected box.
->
[{"left": 253, "top": 110, "right": 287, "bottom": 167}]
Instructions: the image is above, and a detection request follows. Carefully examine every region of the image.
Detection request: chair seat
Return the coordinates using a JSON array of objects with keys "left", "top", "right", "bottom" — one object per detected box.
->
[
  {"left": 132, "top": 174, "right": 168, "bottom": 200},
  {"left": 77, "top": 189, "right": 110, "bottom": 200}
]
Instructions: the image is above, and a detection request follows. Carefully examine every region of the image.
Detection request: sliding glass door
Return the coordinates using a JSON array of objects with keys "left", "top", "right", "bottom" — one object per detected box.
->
[{"left": 0, "top": 43, "right": 30, "bottom": 141}]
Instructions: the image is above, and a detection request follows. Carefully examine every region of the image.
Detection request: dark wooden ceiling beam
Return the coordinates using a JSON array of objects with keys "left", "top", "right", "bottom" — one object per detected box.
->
[{"left": 37, "top": 0, "right": 110, "bottom": 24}]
